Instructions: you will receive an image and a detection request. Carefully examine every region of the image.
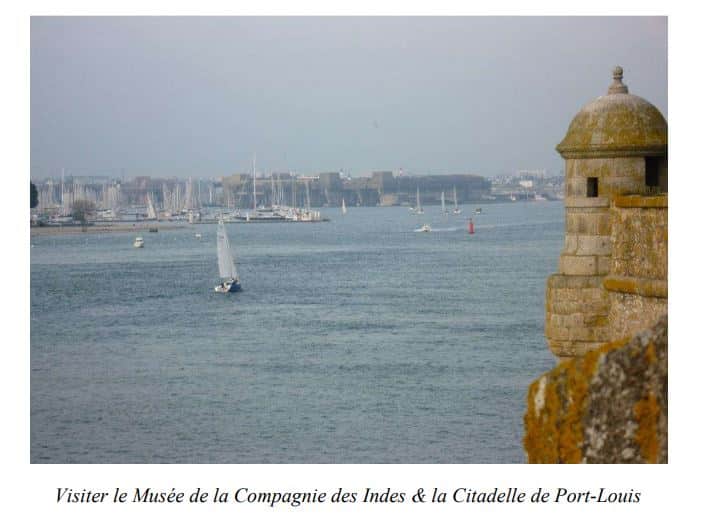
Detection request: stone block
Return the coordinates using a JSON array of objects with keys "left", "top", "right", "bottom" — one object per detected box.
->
[
  {"left": 596, "top": 213, "right": 612, "bottom": 236},
  {"left": 603, "top": 176, "right": 644, "bottom": 197},
  {"left": 563, "top": 234, "right": 578, "bottom": 254},
  {"left": 546, "top": 274, "right": 603, "bottom": 289},
  {"left": 545, "top": 338, "right": 607, "bottom": 360},
  {"left": 564, "top": 197, "right": 610, "bottom": 208},
  {"left": 597, "top": 256, "right": 612, "bottom": 275},
  {"left": 576, "top": 235, "right": 612, "bottom": 256},
  {"left": 559, "top": 255, "right": 598, "bottom": 275}
]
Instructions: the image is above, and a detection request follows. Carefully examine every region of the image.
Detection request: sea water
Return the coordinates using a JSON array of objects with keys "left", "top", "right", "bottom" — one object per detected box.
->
[{"left": 31, "top": 202, "right": 561, "bottom": 463}]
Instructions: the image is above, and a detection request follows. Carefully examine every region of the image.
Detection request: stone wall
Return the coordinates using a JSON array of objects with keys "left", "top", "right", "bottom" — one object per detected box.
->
[
  {"left": 545, "top": 275, "right": 610, "bottom": 358},
  {"left": 564, "top": 157, "right": 645, "bottom": 198},
  {"left": 605, "top": 195, "right": 667, "bottom": 341},
  {"left": 546, "top": 193, "right": 667, "bottom": 359},
  {"left": 606, "top": 292, "right": 667, "bottom": 343},
  {"left": 524, "top": 316, "right": 667, "bottom": 463},
  {"left": 610, "top": 195, "right": 667, "bottom": 280}
]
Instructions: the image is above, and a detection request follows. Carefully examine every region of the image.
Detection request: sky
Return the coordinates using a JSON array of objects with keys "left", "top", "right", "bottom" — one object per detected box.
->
[{"left": 30, "top": 16, "right": 667, "bottom": 178}]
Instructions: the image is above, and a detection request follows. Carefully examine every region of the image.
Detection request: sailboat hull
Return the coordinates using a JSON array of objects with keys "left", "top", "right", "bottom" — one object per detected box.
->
[
  {"left": 214, "top": 280, "right": 241, "bottom": 293},
  {"left": 214, "top": 279, "right": 241, "bottom": 293}
]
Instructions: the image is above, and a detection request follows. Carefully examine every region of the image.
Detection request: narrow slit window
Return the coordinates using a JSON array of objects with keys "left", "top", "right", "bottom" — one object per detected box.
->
[
  {"left": 587, "top": 177, "right": 598, "bottom": 197},
  {"left": 645, "top": 157, "right": 659, "bottom": 188}
]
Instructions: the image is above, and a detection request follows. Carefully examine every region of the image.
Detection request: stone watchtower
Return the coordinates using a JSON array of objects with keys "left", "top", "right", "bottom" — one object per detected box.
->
[{"left": 545, "top": 67, "right": 668, "bottom": 359}]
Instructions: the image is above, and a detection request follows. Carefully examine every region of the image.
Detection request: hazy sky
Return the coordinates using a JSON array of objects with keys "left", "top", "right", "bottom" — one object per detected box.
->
[{"left": 31, "top": 16, "right": 667, "bottom": 178}]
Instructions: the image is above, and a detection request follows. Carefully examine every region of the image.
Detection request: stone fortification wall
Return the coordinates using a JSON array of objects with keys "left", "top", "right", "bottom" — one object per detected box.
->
[
  {"left": 524, "top": 316, "right": 667, "bottom": 463},
  {"left": 604, "top": 195, "right": 667, "bottom": 341},
  {"left": 564, "top": 157, "right": 645, "bottom": 198},
  {"left": 534, "top": 68, "right": 668, "bottom": 462},
  {"left": 545, "top": 275, "right": 609, "bottom": 358},
  {"left": 546, "top": 193, "right": 667, "bottom": 358},
  {"left": 609, "top": 195, "right": 667, "bottom": 280}
]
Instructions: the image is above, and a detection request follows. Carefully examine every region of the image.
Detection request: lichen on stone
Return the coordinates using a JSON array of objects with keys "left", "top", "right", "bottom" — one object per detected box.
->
[{"left": 524, "top": 316, "right": 667, "bottom": 463}]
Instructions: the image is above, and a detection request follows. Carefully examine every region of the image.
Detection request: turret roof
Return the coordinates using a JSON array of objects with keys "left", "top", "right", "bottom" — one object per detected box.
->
[{"left": 556, "top": 67, "right": 667, "bottom": 158}]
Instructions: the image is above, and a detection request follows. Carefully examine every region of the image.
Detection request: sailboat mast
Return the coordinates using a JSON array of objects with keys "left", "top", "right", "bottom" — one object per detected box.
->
[
  {"left": 292, "top": 175, "right": 297, "bottom": 208},
  {"left": 252, "top": 154, "right": 257, "bottom": 212}
]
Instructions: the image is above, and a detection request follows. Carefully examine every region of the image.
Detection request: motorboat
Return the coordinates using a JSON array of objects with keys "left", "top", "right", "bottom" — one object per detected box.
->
[{"left": 133, "top": 237, "right": 144, "bottom": 248}]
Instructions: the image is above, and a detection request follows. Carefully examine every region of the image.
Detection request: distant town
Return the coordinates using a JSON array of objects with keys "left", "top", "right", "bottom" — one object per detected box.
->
[{"left": 30, "top": 169, "right": 564, "bottom": 225}]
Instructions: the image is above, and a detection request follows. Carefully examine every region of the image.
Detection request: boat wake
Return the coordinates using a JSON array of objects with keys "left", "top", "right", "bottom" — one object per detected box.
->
[
  {"left": 428, "top": 227, "right": 462, "bottom": 232},
  {"left": 413, "top": 226, "right": 462, "bottom": 233}
]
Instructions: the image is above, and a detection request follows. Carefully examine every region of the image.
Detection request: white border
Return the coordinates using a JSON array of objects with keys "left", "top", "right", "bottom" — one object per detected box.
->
[{"left": 10, "top": 1, "right": 714, "bottom": 512}]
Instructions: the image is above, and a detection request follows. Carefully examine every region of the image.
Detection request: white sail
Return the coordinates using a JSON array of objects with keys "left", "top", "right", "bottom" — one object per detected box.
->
[
  {"left": 416, "top": 187, "right": 423, "bottom": 213},
  {"left": 146, "top": 193, "right": 157, "bottom": 220},
  {"left": 342, "top": 198, "right": 347, "bottom": 214},
  {"left": 216, "top": 219, "right": 238, "bottom": 280},
  {"left": 441, "top": 191, "right": 446, "bottom": 213}
]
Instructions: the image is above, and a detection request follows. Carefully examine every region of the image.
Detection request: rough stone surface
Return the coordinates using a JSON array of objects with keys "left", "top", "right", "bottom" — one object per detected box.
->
[
  {"left": 607, "top": 292, "right": 667, "bottom": 341},
  {"left": 611, "top": 200, "right": 668, "bottom": 280},
  {"left": 567, "top": 158, "right": 646, "bottom": 197},
  {"left": 545, "top": 274, "right": 610, "bottom": 359},
  {"left": 556, "top": 93, "right": 667, "bottom": 158},
  {"left": 524, "top": 316, "right": 667, "bottom": 463},
  {"left": 559, "top": 255, "right": 599, "bottom": 275}
]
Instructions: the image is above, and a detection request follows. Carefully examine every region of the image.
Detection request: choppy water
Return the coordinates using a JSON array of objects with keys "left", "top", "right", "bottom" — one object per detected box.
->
[{"left": 31, "top": 202, "right": 561, "bottom": 463}]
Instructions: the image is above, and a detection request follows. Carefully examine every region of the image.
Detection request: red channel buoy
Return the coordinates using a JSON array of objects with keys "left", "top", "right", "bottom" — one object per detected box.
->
[{"left": 468, "top": 218, "right": 475, "bottom": 234}]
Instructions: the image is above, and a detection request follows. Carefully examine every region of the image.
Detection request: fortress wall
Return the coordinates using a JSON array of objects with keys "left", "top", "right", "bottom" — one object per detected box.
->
[
  {"left": 564, "top": 158, "right": 645, "bottom": 198},
  {"left": 605, "top": 196, "right": 667, "bottom": 341},
  {"left": 606, "top": 292, "right": 667, "bottom": 342},
  {"left": 610, "top": 196, "right": 667, "bottom": 280},
  {"left": 545, "top": 274, "right": 610, "bottom": 359}
]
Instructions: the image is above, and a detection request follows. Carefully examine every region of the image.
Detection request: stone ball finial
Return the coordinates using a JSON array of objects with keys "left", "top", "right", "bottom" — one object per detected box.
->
[{"left": 608, "top": 65, "right": 629, "bottom": 94}]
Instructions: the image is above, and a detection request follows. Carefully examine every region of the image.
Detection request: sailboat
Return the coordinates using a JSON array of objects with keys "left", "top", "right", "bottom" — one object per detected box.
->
[
  {"left": 342, "top": 198, "right": 347, "bottom": 215},
  {"left": 214, "top": 218, "right": 241, "bottom": 293},
  {"left": 415, "top": 187, "right": 424, "bottom": 214},
  {"left": 146, "top": 193, "right": 157, "bottom": 220},
  {"left": 452, "top": 186, "right": 462, "bottom": 214},
  {"left": 441, "top": 191, "right": 447, "bottom": 215}
]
